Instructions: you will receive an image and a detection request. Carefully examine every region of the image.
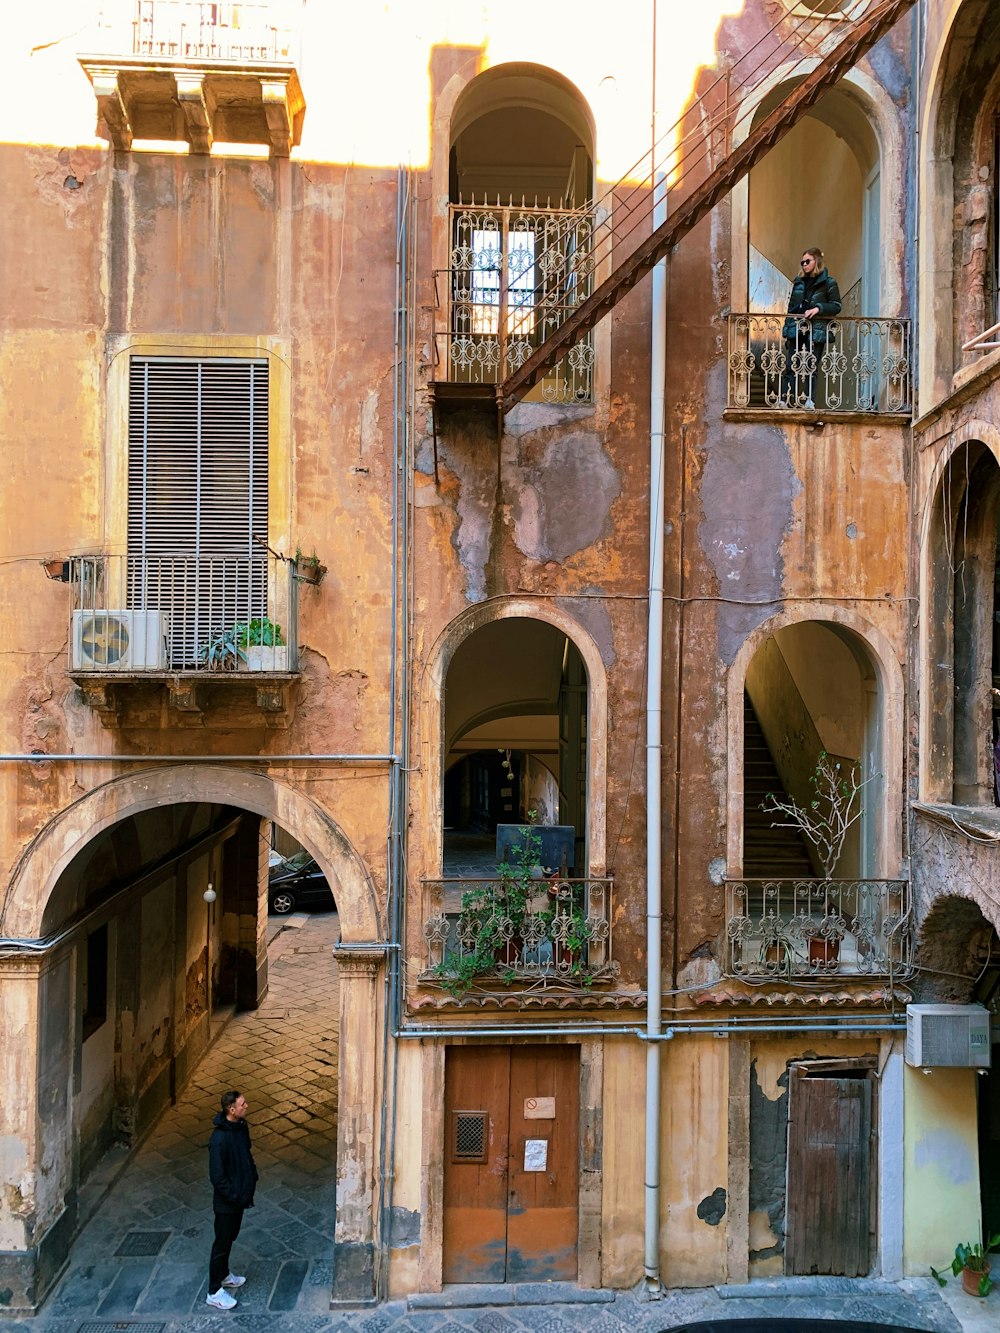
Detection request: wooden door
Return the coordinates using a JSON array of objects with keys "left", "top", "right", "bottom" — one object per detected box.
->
[
  {"left": 443, "top": 1046, "right": 579, "bottom": 1283},
  {"left": 785, "top": 1071, "right": 873, "bottom": 1276}
]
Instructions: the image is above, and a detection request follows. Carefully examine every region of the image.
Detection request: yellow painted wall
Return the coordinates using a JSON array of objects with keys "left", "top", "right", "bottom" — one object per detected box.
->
[
  {"left": 661, "top": 1036, "right": 729, "bottom": 1286},
  {"left": 904, "top": 1064, "right": 981, "bottom": 1272}
]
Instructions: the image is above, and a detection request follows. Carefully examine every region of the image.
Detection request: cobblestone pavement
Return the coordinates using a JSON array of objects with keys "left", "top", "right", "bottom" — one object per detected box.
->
[
  {"left": 2, "top": 912, "right": 979, "bottom": 1333},
  {"left": 15, "top": 909, "right": 341, "bottom": 1328}
]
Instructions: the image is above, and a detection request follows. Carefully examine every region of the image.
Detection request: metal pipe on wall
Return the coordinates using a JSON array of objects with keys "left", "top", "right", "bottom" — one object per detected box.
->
[{"left": 643, "top": 0, "right": 668, "bottom": 1293}]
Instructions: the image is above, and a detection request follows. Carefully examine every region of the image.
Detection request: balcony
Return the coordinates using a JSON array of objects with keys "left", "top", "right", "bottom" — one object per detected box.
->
[
  {"left": 726, "top": 878, "right": 912, "bottom": 981},
  {"left": 726, "top": 314, "right": 912, "bottom": 417},
  {"left": 67, "top": 553, "right": 298, "bottom": 719},
  {"left": 79, "top": 1, "right": 304, "bottom": 155},
  {"left": 419, "top": 875, "right": 617, "bottom": 1004},
  {"left": 428, "top": 202, "right": 595, "bottom": 432}
]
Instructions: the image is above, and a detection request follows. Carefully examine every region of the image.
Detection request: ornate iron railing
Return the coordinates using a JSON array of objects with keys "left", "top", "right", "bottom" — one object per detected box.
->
[
  {"left": 421, "top": 876, "right": 616, "bottom": 991},
  {"left": 68, "top": 553, "right": 298, "bottom": 673},
  {"left": 435, "top": 201, "right": 595, "bottom": 404},
  {"left": 122, "top": 0, "right": 299, "bottom": 63},
  {"left": 727, "top": 314, "right": 912, "bottom": 414},
  {"left": 726, "top": 878, "right": 912, "bottom": 980}
]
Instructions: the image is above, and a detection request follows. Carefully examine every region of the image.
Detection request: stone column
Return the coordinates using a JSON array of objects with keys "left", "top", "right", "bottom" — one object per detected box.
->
[
  {"left": 330, "top": 947, "right": 383, "bottom": 1305},
  {"left": 0, "top": 950, "right": 75, "bottom": 1312}
]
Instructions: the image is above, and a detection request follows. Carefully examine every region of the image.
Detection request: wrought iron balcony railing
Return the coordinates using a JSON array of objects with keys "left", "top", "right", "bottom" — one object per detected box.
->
[
  {"left": 433, "top": 201, "right": 596, "bottom": 405},
  {"left": 727, "top": 314, "right": 912, "bottom": 414},
  {"left": 726, "top": 878, "right": 912, "bottom": 980},
  {"left": 421, "top": 876, "right": 616, "bottom": 994},
  {"left": 68, "top": 553, "right": 297, "bottom": 674},
  {"left": 114, "top": 0, "right": 299, "bottom": 63}
]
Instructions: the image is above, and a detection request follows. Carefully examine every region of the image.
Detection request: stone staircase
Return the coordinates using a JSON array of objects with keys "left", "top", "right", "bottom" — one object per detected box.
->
[{"left": 743, "top": 692, "right": 814, "bottom": 878}]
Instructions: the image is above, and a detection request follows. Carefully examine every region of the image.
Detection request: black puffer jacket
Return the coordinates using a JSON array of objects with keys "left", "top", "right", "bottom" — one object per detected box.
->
[
  {"left": 209, "top": 1112, "right": 259, "bottom": 1214},
  {"left": 782, "top": 267, "right": 842, "bottom": 345}
]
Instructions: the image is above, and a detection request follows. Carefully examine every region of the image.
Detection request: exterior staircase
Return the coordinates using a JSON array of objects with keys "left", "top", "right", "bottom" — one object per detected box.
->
[
  {"left": 499, "top": 0, "right": 917, "bottom": 412},
  {"left": 743, "top": 692, "right": 814, "bottom": 879}
]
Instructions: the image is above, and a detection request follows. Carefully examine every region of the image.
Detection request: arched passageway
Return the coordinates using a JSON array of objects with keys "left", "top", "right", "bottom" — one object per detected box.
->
[{"left": 0, "top": 768, "right": 383, "bottom": 1311}]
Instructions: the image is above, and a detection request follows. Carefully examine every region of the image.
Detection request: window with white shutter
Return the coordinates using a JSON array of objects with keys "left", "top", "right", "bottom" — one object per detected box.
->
[{"left": 127, "top": 357, "right": 269, "bottom": 667}]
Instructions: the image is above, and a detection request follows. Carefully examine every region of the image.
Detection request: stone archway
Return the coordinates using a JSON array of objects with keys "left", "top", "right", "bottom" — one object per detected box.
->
[
  {"left": 2, "top": 764, "right": 381, "bottom": 942},
  {"left": 0, "top": 766, "right": 385, "bottom": 1311}
]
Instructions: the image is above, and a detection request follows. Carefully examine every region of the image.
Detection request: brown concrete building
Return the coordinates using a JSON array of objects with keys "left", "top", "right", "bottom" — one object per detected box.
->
[{"left": 1, "top": 0, "right": 998, "bottom": 1315}]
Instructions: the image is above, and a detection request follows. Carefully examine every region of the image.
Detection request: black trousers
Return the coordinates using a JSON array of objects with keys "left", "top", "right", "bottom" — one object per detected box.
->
[{"left": 209, "top": 1208, "right": 244, "bottom": 1293}]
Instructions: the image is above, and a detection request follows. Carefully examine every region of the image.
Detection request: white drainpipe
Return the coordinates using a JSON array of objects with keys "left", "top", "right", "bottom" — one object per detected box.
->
[{"left": 644, "top": 162, "right": 668, "bottom": 1292}]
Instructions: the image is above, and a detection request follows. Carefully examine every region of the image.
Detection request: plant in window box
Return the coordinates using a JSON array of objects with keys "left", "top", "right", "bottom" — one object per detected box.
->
[
  {"left": 199, "top": 625, "right": 246, "bottom": 672},
  {"left": 293, "top": 547, "right": 327, "bottom": 586},
  {"left": 234, "top": 617, "right": 287, "bottom": 672}
]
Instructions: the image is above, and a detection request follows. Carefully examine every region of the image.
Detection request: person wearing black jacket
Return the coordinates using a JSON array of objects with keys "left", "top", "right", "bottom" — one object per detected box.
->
[
  {"left": 206, "top": 1090, "right": 259, "bottom": 1310},
  {"left": 780, "top": 246, "right": 842, "bottom": 408}
]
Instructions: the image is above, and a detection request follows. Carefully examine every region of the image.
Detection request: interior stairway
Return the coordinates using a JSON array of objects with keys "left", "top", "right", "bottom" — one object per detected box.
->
[
  {"left": 500, "top": 0, "right": 917, "bottom": 412},
  {"left": 743, "top": 692, "right": 814, "bottom": 879}
]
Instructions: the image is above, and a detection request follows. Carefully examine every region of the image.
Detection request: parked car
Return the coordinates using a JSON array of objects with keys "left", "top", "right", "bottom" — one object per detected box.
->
[{"left": 267, "top": 850, "right": 336, "bottom": 915}]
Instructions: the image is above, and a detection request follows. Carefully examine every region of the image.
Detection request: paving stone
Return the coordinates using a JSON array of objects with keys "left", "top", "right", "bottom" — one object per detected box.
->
[{"left": 95, "top": 1258, "right": 156, "bottom": 1314}]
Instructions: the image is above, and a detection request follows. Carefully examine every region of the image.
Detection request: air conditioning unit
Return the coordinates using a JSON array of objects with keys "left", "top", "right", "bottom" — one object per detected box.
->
[
  {"left": 72, "top": 610, "right": 169, "bottom": 671},
  {"left": 905, "top": 1003, "right": 992, "bottom": 1068}
]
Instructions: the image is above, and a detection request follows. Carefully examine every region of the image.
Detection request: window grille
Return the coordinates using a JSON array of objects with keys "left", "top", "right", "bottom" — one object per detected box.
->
[{"left": 451, "top": 1111, "right": 488, "bottom": 1163}]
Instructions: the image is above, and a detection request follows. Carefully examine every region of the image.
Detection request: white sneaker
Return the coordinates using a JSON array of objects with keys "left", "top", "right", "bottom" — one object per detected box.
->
[
  {"left": 222, "top": 1274, "right": 246, "bottom": 1288},
  {"left": 206, "top": 1289, "right": 237, "bottom": 1309}
]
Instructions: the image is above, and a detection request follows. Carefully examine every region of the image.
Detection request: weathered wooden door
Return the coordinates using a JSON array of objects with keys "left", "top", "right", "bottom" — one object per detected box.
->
[
  {"left": 443, "top": 1045, "right": 579, "bottom": 1283},
  {"left": 785, "top": 1069, "right": 873, "bottom": 1276}
]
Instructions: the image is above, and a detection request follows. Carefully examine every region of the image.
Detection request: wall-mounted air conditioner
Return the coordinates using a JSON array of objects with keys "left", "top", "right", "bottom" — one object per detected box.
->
[
  {"left": 905, "top": 1003, "right": 992, "bottom": 1068},
  {"left": 71, "top": 610, "right": 169, "bottom": 671}
]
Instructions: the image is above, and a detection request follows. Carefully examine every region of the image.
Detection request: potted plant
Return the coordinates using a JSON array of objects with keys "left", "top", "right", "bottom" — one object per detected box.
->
[
  {"left": 761, "top": 751, "right": 875, "bottom": 971},
  {"left": 294, "top": 547, "right": 327, "bottom": 586},
  {"left": 931, "top": 1235, "right": 1000, "bottom": 1297},
  {"left": 198, "top": 625, "right": 246, "bottom": 672},
  {"left": 234, "top": 617, "right": 287, "bottom": 671}
]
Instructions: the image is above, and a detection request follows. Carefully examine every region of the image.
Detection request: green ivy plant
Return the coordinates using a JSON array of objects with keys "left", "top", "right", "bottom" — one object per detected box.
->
[{"left": 434, "top": 821, "right": 542, "bottom": 999}]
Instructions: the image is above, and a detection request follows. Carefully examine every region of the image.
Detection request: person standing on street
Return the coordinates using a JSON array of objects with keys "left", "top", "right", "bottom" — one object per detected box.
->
[{"left": 206, "top": 1090, "right": 259, "bottom": 1310}]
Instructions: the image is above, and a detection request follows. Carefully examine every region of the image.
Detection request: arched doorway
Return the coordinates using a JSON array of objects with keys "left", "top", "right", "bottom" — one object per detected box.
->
[
  {"left": 923, "top": 439, "right": 1000, "bottom": 806},
  {"left": 747, "top": 84, "right": 881, "bottom": 318},
  {"left": 0, "top": 768, "right": 382, "bottom": 1310},
  {"left": 442, "top": 617, "right": 589, "bottom": 876},
  {"left": 445, "top": 63, "right": 597, "bottom": 403},
  {"left": 730, "top": 616, "right": 906, "bottom": 980}
]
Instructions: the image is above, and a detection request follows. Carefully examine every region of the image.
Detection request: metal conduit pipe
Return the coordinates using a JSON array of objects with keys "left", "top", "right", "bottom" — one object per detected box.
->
[
  {"left": 0, "top": 752, "right": 397, "bottom": 763},
  {"left": 389, "top": 1019, "right": 905, "bottom": 1040}
]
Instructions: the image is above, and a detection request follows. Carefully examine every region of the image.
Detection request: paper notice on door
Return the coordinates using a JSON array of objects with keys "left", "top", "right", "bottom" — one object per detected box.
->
[
  {"left": 524, "top": 1138, "right": 548, "bottom": 1172},
  {"left": 524, "top": 1096, "right": 555, "bottom": 1119}
]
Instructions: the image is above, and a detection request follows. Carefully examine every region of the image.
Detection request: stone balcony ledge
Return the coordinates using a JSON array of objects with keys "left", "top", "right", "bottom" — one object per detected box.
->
[{"left": 79, "top": 54, "right": 304, "bottom": 155}]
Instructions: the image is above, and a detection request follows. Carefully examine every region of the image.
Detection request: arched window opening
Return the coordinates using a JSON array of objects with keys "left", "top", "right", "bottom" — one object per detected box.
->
[
  {"left": 938, "top": 446, "right": 1000, "bottom": 805},
  {"left": 729, "top": 621, "right": 907, "bottom": 981},
  {"left": 422, "top": 617, "right": 614, "bottom": 995},
  {"left": 444, "top": 65, "right": 596, "bottom": 405}
]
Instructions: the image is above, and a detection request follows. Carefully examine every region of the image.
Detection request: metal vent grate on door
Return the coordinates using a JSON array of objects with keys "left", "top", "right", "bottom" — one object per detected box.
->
[{"left": 452, "top": 1110, "right": 488, "bottom": 1163}]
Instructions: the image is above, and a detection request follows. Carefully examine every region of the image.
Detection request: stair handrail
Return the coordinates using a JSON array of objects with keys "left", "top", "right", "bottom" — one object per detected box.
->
[
  {"left": 507, "top": 0, "right": 881, "bottom": 326},
  {"left": 500, "top": 0, "right": 916, "bottom": 409}
]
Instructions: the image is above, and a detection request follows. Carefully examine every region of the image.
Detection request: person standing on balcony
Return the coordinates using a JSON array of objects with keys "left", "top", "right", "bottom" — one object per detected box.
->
[
  {"left": 779, "top": 247, "right": 842, "bottom": 408},
  {"left": 206, "top": 1090, "right": 259, "bottom": 1310}
]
